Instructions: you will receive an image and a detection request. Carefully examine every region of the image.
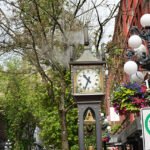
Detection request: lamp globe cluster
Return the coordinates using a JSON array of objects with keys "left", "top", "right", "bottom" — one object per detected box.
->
[{"left": 124, "top": 14, "right": 150, "bottom": 83}]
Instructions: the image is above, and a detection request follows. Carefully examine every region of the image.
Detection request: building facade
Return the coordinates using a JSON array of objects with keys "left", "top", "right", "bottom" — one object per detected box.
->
[
  {"left": 106, "top": 0, "right": 150, "bottom": 149},
  {"left": 113, "top": 0, "right": 150, "bottom": 45}
]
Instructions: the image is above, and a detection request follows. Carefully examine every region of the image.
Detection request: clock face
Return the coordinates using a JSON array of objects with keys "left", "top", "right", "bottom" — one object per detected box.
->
[{"left": 76, "top": 69, "right": 101, "bottom": 93}]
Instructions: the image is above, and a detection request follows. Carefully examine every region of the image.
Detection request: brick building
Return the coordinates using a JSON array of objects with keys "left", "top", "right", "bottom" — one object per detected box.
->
[
  {"left": 113, "top": 0, "right": 150, "bottom": 45},
  {"left": 106, "top": 0, "right": 150, "bottom": 149}
]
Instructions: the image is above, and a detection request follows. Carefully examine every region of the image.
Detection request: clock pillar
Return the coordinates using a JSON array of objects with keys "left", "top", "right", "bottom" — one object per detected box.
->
[
  {"left": 78, "top": 101, "right": 102, "bottom": 150},
  {"left": 70, "top": 48, "right": 105, "bottom": 150}
]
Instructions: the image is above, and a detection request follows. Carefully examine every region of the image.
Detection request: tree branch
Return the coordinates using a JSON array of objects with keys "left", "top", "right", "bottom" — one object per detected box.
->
[
  {"left": 92, "top": 1, "right": 103, "bottom": 52},
  {"left": 73, "top": 0, "right": 87, "bottom": 17},
  {"left": 66, "top": 102, "right": 77, "bottom": 113},
  {"left": 75, "top": 0, "right": 105, "bottom": 18},
  {"left": 102, "top": 2, "right": 120, "bottom": 26}
]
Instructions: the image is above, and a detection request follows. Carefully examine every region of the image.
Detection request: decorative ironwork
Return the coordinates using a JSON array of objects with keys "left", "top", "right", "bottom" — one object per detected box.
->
[{"left": 127, "top": 26, "right": 150, "bottom": 70}]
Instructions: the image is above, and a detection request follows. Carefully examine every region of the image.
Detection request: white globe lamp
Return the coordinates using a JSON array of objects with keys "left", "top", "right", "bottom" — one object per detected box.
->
[
  {"left": 124, "top": 60, "right": 138, "bottom": 75},
  {"left": 134, "top": 44, "right": 147, "bottom": 59},
  {"left": 105, "top": 69, "right": 109, "bottom": 76},
  {"left": 107, "top": 126, "right": 111, "bottom": 131},
  {"left": 101, "top": 113, "right": 104, "bottom": 117},
  {"left": 130, "top": 71, "right": 144, "bottom": 83},
  {"left": 128, "top": 35, "right": 142, "bottom": 49},
  {"left": 104, "top": 118, "right": 108, "bottom": 123},
  {"left": 140, "top": 14, "right": 150, "bottom": 27},
  {"left": 134, "top": 44, "right": 147, "bottom": 53}
]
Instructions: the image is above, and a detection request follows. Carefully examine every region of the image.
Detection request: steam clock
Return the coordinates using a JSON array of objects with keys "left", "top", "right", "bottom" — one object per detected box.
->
[{"left": 70, "top": 45, "right": 105, "bottom": 150}]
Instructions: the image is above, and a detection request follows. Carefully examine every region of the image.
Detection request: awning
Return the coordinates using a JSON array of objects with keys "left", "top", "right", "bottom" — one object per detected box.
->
[
  {"left": 107, "top": 134, "right": 121, "bottom": 146},
  {"left": 118, "top": 117, "right": 141, "bottom": 143},
  {"left": 109, "top": 134, "right": 119, "bottom": 143}
]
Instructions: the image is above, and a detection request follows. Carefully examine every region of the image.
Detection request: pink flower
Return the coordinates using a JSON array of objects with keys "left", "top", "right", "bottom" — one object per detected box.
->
[
  {"left": 102, "top": 137, "right": 110, "bottom": 142},
  {"left": 141, "top": 85, "right": 147, "bottom": 93}
]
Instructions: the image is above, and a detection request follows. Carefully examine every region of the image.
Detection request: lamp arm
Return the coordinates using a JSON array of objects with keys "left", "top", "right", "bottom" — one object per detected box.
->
[
  {"left": 140, "top": 27, "right": 150, "bottom": 41},
  {"left": 130, "top": 26, "right": 149, "bottom": 41},
  {"left": 130, "top": 26, "right": 150, "bottom": 63},
  {"left": 126, "top": 50, "right": 135, "bottom": 59},
  {"left": 140, "top": 28, "right": 150, "bottom": 58},
  {"left": 130, "top": 26, "right": 140, "bottom": 35}
]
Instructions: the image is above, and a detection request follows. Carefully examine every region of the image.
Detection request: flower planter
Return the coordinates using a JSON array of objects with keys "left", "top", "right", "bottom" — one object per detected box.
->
[{"left": 112, "top": 82, "right": 150, "bottom": 115}]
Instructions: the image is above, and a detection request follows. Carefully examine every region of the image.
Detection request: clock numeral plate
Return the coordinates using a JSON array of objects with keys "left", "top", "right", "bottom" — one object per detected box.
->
[{"left": 76, "top": 69, "right": 101, "bottom": 93}]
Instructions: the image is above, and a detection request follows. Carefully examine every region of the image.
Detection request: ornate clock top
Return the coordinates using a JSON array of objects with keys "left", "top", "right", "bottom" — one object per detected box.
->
[
  {"left": 76, "top": 47, "right": 99, "bottom": 62},
  {"left": 70, "top": 46, "right": 105, "bottom": 65}
]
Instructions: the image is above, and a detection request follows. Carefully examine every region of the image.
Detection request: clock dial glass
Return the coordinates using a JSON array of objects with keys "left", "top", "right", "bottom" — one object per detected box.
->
[{"left": 76, "top": 69, "right": 101, "bottom": 93}]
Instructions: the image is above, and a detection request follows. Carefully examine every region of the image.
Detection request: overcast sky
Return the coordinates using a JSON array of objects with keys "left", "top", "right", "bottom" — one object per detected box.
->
[
  {"left": 0, "top": 0, "right": 120, "bottom": 66},
  {"left": 73, "top": 0, "right": 120, "bottom": 45},
  {"left": 98, "top": 0, "right": 120, "bottom": 44}
]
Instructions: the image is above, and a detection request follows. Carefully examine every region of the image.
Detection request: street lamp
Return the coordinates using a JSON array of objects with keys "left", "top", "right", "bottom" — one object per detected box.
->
[
  {"left": 124, "top": 13, "right": 150, "bottom": 83},
  {"left": 4, "top": 139, "right": 12, "bottom": 150}
]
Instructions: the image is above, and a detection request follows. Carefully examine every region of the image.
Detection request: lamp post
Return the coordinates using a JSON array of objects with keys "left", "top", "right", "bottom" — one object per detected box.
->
[
  {"left": 124, "top": 13, "right": 150, "bottom": 83},
  {"left": 4, "top": 139, "right": 12, "bottom": 150}
]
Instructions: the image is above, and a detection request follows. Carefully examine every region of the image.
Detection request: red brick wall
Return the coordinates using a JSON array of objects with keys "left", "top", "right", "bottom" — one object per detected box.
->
[{"left": 106, "top": 0, "right": 150, "bottom": 123}]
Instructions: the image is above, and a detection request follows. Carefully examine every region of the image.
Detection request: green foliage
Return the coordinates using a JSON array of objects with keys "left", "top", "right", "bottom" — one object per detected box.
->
[
  {"left": 0, "top": 58, "right": 78, "bottom": 149},
  {"left": 85, "top": 134, "right": 96, "bottom": 148},
  {"left": 84, "top": 125, "right": 96, "bottom": 148},
  {"left": 70, "top": 145, "right": 79, "bottom": 150},
  {"left": 67, "top": 108, "right": 78, "bottom": 148},
  {"left": 111, "top": 124, "right": 121, "bottom": 134},
  {"left": 113, "top": 48, "right": 123, "bottom": 56},
  {"left": 39, "top": 107, "right": 61, "bottom": 148},
  {"left": 1, "top": 60, "right": 37, "bottom": 149}
]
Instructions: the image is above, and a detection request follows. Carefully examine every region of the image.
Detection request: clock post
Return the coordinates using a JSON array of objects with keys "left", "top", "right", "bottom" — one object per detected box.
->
[{"left": 70, "top": 46, "right": 105, "bottom": 150}]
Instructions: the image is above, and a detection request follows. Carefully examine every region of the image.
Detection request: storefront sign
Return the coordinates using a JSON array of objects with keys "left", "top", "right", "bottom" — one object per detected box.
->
[{"left": 141, "top": 107, "right": 150, "bottom": 150}]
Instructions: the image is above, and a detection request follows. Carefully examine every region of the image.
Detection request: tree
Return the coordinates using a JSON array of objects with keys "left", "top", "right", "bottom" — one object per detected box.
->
[
  {"left": 0, "top": 0, "right": 120, "bottom": 149},
  {"left": 0, "top": 59, "right": 37, "bottom": 149},
  {"left": 0, "top": 59, "right": 78, "bottom": 149}
]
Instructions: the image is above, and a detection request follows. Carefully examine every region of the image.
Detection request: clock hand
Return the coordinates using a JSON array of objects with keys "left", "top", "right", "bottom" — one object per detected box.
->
[
  {"left": 84, "top": 76, "right": 91, "bottom": 89},
  {"left": 83, "top": 74, "right": 91, "bottom": 83}
]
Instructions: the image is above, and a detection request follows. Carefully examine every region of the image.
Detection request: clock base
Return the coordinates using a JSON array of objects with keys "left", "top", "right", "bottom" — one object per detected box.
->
[{"left": 73, "top": 94, "right": 105, "bottom": 103}]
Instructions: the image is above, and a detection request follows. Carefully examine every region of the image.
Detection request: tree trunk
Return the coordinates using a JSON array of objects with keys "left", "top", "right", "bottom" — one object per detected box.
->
[{"left": 59, "top": 109, "right": 69, "bottom": 150}]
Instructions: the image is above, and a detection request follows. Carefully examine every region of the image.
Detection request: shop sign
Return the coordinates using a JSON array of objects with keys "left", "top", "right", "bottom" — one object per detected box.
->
[{"left": 141, "top": 107, "right": 150, "bottom": 150}]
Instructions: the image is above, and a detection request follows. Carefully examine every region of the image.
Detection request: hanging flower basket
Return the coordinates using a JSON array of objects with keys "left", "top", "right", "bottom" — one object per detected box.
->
[{"left": 112, "top": 82, "right": 150, "bottom": 115}]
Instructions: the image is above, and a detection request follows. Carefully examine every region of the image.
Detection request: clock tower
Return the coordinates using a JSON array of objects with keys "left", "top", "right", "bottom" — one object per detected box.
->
[{"left": 70, "top": 44, "right": 105, "bottom": 150}]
